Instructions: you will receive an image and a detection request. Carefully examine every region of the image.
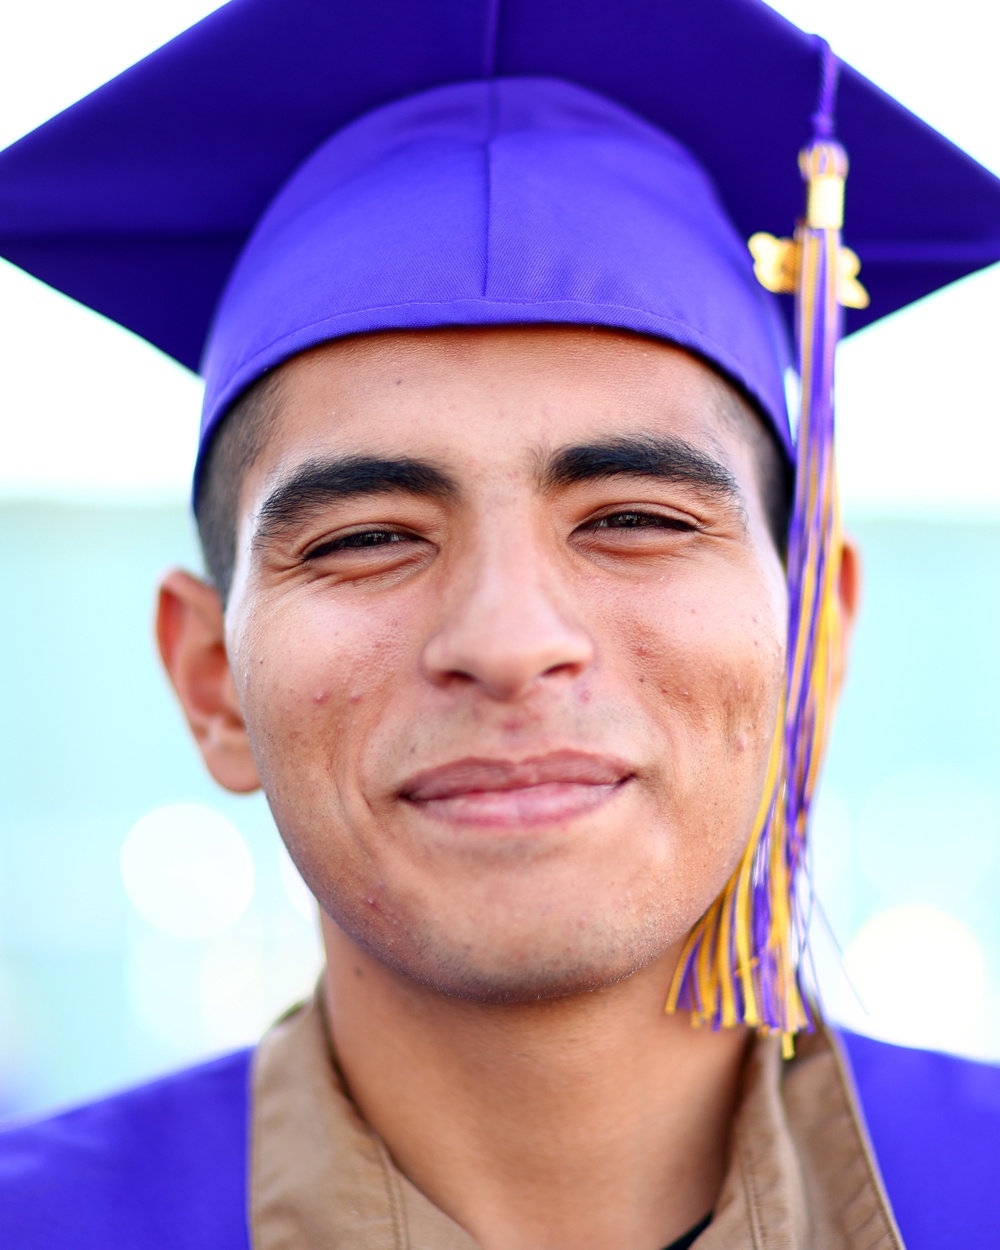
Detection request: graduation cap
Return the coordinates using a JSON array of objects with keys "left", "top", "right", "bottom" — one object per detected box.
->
[{"left": 2, "top": 0, "right": 998, "bottom": 1046}]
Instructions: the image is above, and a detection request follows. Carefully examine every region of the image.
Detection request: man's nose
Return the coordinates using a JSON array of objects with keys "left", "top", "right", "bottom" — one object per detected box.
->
[{"left": 421, "top": 538, "right": 595, "bottom": 702}]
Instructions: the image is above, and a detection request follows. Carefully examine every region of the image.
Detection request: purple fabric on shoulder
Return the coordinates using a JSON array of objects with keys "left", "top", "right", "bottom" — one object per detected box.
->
[
  {"left": 5, "top": 1031, "right": 999, "bottom": 1246},
  {"left": 0, "top": 1049, "right": 251, "bottom": 1250},
  {"left": 840, "top": 1029, "right": 1000, "bottom": 1249}
]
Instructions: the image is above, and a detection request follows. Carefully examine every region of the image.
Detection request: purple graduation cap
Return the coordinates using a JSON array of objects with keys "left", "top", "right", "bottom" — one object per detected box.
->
[{"left": 1, "top": 0, "right": 998, "bottom": 1044}]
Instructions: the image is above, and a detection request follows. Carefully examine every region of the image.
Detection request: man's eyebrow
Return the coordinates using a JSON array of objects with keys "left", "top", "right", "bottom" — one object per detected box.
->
[
  {"left": 252, "top": 455, "right": 458, "bottom": 545},
  {"left": 540, "top": 434, "right": 742, "bottom": 502}
]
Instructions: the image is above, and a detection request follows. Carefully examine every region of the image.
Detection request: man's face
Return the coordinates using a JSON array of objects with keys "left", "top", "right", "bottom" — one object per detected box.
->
[{"left": 223, "top": 327, "right": 787, "bottom": 1002}]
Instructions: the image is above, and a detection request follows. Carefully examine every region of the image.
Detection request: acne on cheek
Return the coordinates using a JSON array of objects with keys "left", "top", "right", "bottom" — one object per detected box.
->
[
  {"left": 257, "top": 613, "right": 421, "bottom": 796},
  {"left": 308, "top": 686, "right": 365, "bottom": 707}
]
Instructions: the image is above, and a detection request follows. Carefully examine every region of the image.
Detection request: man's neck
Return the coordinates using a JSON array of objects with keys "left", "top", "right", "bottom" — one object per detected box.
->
[{"left": 321, "top": 919, "right": 750, "bottom": 1250}]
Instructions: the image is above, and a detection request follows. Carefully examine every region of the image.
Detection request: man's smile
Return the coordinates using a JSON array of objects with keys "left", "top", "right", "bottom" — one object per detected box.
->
[{"left": 398, "top": 751, "right": 636, "bottom": 830}]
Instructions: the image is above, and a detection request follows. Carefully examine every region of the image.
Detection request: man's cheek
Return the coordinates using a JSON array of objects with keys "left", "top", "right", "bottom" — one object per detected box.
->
[
  {"left": 623, "top": 601, "right": 782, "bottom": 759},
  {"left": 705, "top": 616, "right": 784, "bottom": 740},
  {"left": 240, "top": 606, "right": 411, "bottom": 770}
]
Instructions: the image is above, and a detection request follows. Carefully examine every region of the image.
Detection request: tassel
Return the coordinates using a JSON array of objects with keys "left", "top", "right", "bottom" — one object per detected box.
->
[{"left": 666, "top": 42, "right": 867, "bottom": 1055}]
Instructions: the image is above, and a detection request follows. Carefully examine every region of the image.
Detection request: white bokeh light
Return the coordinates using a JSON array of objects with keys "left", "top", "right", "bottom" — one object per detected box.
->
[
  {"left": 197, "top": 914, "right": 322, "bottom": 1049},
  {"left": 127, "top": 913, "right": 323, "bottom": 1054},
  {"left": 120, "top": 803, "right": 255, "bottom": 940},
  {"left": 833, "top": 904, "right": 989, "bottom": 1055}
]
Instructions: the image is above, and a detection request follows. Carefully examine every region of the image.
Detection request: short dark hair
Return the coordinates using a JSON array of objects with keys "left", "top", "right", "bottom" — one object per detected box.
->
[
  {"left": 194, "top": 370, "right": 284, "bottom": 598},
  {"left": 716, "top": 384, "right": 794, "bottom": 563},
  {"left": 194, "top": 349, "right": 793, "bottom": 601},
  {"left": 756, "top": 416, "right": 794, "bottom": 560}
]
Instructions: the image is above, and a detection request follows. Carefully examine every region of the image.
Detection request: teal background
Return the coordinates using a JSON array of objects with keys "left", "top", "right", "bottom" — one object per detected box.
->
[{"left": 1, "top": 503, "right": 999, "bottom": 1118}]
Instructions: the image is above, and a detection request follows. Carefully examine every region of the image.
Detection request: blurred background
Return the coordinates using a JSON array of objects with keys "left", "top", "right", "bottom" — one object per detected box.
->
[{"left": 1, "top": 0, "right": 999, "bottom": 1120}]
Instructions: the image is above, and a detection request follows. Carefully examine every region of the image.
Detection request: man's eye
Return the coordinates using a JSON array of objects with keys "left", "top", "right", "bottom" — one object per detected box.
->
[
  {"left": 588, "top": 511, "right": 693, "bottom": 531},
  {"left": 337, "top": 530, "right": 407, "bottom": 548},
  {"left": 306, "top": 530, "right": 409, "bottom": 558}
]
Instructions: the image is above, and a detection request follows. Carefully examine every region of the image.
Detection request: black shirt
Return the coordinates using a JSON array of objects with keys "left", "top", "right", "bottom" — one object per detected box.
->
[{"left": 663, "top": 1212, "right": 711, "bottom": 1250}]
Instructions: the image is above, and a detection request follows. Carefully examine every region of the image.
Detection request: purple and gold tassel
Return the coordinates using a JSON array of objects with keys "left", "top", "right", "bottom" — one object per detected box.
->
[{"left": 666, "top": 43, "right": 867, "bottom": 1054}]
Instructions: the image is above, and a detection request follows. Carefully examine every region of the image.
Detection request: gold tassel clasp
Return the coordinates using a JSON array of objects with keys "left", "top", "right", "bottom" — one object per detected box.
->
[
  {"left": 749, "top": 231, "right": 869, "bottom": 310},
  {"left": 749, "top": 143, "right": 869, "bottom": 311}
]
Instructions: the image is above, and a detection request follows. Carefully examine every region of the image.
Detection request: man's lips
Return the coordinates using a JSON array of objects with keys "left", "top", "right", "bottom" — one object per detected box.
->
[{"left": 399, "top": 751, "right": 634, "bottom": 830}]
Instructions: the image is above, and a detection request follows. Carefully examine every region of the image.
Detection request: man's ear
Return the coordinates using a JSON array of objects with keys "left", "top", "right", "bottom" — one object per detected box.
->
[
  {"left": 832, "top": 533, "right": 862, "bottom": 698},
  {"left": 156, "top": 569, "right": 261, "bottom": 793}
]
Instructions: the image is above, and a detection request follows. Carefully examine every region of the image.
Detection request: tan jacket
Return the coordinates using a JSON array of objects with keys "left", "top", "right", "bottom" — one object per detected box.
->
[{"left": 250, "top": 997, "right": 903, "bottom": 1249}]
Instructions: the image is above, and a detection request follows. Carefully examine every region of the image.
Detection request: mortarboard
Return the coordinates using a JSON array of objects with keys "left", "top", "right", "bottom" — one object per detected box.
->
[
  {"left": 1, "top": 0, "right": 998, "bottom": 1046},
  {"left": 1, "top": 0, "right": 999, "bottom": 465}
]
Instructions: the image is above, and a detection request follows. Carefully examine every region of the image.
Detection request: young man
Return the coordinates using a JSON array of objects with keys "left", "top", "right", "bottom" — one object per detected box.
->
[{"left": 1, "top": 2, "right": 999, "bottom": 1248}]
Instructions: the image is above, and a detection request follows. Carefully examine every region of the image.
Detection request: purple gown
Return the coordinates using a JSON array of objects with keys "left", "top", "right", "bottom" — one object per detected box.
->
[{"left": 1, "top": 1032, "right": 998, "bottom": 1249}]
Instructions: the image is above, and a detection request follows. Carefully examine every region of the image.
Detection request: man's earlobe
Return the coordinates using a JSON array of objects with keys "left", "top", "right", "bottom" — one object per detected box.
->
[
  {"left": 832, "top": 535, "right": 862, "bottom": 697},
  {"left": 156, "top": 569, "right": 261, "bottom": 794}
]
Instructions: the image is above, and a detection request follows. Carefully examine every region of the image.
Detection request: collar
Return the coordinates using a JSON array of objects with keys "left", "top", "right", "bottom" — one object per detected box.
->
[{"left": 250, "top": 995, "right": 903, "bottom": 1249}]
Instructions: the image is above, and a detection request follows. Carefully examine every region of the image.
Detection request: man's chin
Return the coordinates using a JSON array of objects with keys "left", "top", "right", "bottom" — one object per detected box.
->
[{"left": 361, "top": 928, "right": 669, "bottom": 1006}]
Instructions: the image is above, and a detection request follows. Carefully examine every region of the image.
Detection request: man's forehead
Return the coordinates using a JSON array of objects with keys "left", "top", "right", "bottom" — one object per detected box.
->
[
  {"left": 248, "top": 326, "right": 746, "bottom": 486},
  {"left": 276, "top": 324, "right": 724, "bottom": 390}
]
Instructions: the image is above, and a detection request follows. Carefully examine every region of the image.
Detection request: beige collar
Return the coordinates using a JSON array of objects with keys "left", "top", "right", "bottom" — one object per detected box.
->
[{"left": 250, "top": 996, "right": 904, "bottom": 1250}]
